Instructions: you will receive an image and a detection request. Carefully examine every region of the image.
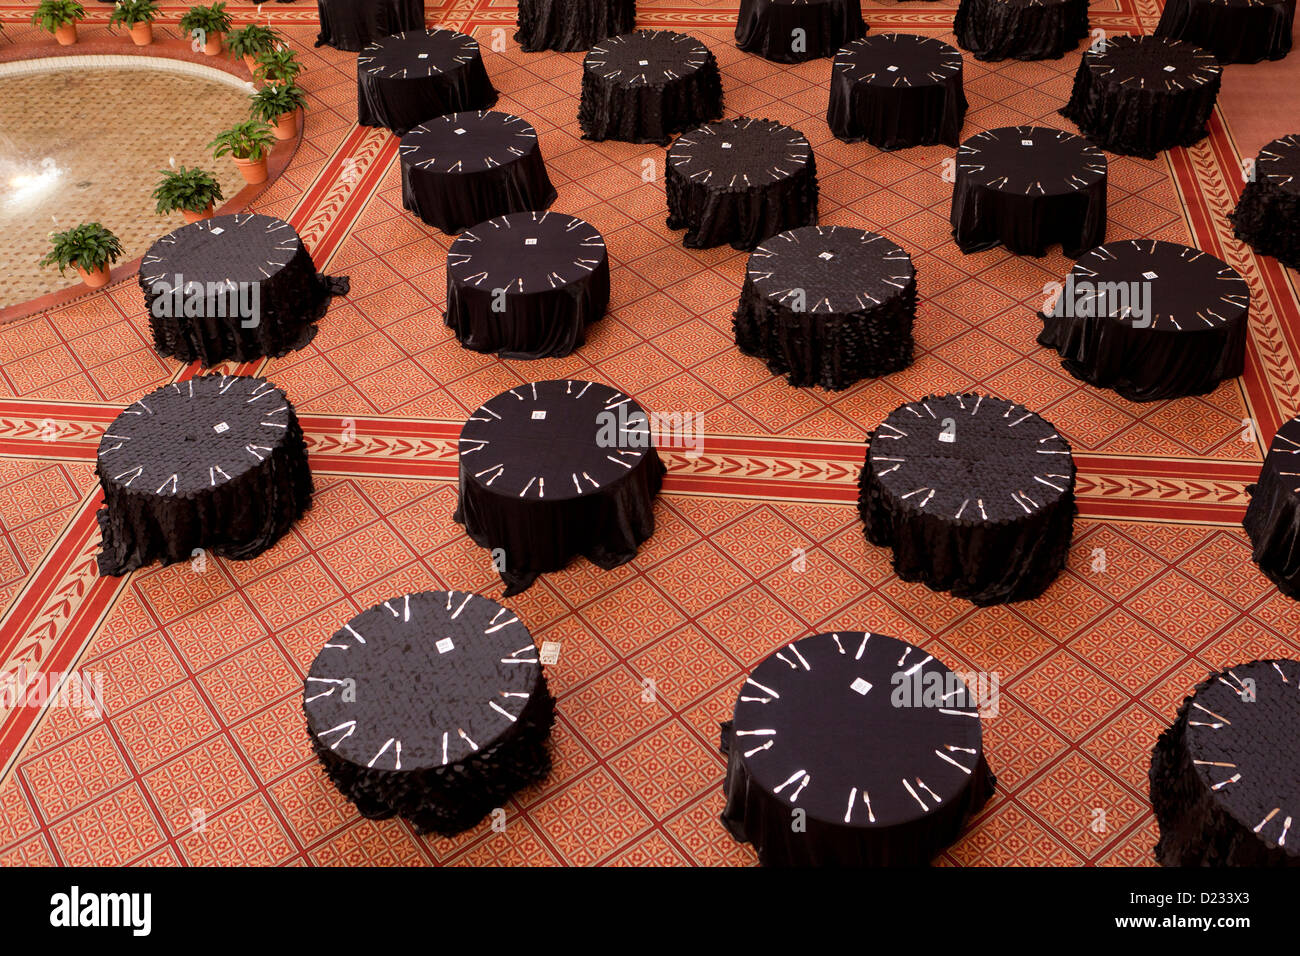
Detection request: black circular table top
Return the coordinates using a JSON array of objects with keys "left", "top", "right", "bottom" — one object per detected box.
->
[
  {"left": 447, "top": 212, "right": 607, "bottom": 297},
  {"left": 732, "top": 631, "right": 986, "bottom": 827},
  {"left": 304, "top": 591, "right": 540, "bottom": 771},
  {"left": 667, "top": 118, "right": 813, "bottom": 190},
  {"left": 140, "top": 213, "right": 301, "bottom": 287},
  {"left": 1259, "top": 415, "right": 1300, "bottom": 489},
  {"left": 1083, "top": 34, "right": 1221, "bottom": 92},
  {"left": 868, "top": 393, "right": 1074, "bottom": 523},
  {"left": 1061, "top": 240, "right": 1249, "bottom": 332},
  {"left": 957, "top": 126, "right": 1106, "bottom": 198},
  {"left": 358, "top": 28, "right": 482, "bottom": 79},
  {"left": 833, "top": 33, "right": 963, "bottom": 88},
  {"left": 97, "top": 375, "right": 294, "bottom": 498},
  {"left": 399, "top": 111, "right": 541, "bottom": 174},
  {"left": 1255, "top": 134, "right": 1300, "bottom": 196},
  {"left": 459, "top": 380, "right": 652, "bottom": 501},
  {"left": 584, "top": 29, "right": 713, "bottom": 87},
  {"left": 746, "top": 225, "right": 915, "bottom": 315}
]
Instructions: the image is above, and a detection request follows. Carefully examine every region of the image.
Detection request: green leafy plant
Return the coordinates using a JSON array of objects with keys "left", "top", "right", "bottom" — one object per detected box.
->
[
  {"left": 39, "top": 222, "right": 124, "bottom": 276},
  {"left": 254, "top": 46, "right": 301, "bottom": 85},
  {"left": 227, "top": 23, "right": 281, "bottom": 60},
  {"left": 108, "top": 0, "right": 158, "bottom": 28},
  {"left": 209, "top": 119, "right": 276, "bottom": 161},
  {"left": 179, "top": 2, "right": 232, "bottom": 38},
  {"left": 250, "top": 83, "right": 306, "bottom": 124},
  {"left": 31, "top": 0, "right": 86, "bottom": 32},
  {"left": 151, "top": 166, "right": 224, "bottom": 215}
]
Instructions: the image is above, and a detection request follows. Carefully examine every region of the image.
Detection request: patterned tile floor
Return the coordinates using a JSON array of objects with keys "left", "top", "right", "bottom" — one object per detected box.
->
[{"left": 0, "top": 1, "right": 1297, "bottom": 866}]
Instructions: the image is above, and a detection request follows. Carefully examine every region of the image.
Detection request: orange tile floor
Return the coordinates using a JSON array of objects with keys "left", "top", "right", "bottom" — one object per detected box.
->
[{"left": 0, "top": 1, "right": 1297, "bottom": 866}]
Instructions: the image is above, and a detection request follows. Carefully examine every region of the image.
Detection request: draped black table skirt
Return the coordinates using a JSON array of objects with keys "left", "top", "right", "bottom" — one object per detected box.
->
[
  {"left": 140, "top": 214, "right": 348, "bottom": 367},
  {"left": 453, "top": 380, "right": 666, "bottom": 595},
  {"left": 666, "top": 117, "right": 819, "bottom": 250},
  {"left": 1037, "top": 240, "right": 1250, "bottom": 402},
  {"left": 733, "top": 225, "right": 916, "bottom": 389},
  {"left": 734, "top": 0, "right": 866, "bottom": 63},
  {"left": 1243, "top": 414, "right": 1300, "bottom": 598},
  {"left": 515, "top": 0, "right": 637, "bottom": 52},
  {"left": 95, "top": 375, "right": 313, "bottom": 577},
  {"left": 304, "top": 591, "right": 554, "bottom": 837},
  {"left": 315, "top": 0, "right": 424, "bottom": 52},
  {"left": 953, "top": 0, "right": 1089, "bottom": 62},
  {"left": 399, "top": 111, "right": 556, "bottom": 234},
  {"left": 579, "top": 30, "right": 724, "bottom": 145},
  {"left": 951, "top": 126, "right": 1107, "bottom": 258},
  {"left": 357, "top": 29, "right": 499, "bottom": 136},
  {"left": 721, "top": 631, "right": 995, "bottom": 866},
  {"left": 1230, "top": 134, "right": 1300, "bottom": 272},
  {"left": 827, "top": 33, "right": 967, "bottom": 149},
  {"left": 1149, "top": 659, "right": 1300, "bottom": 867},
  {"left": 858, "top": 393, "right": 1077, "bottom": 605},
  {"left": 1060, "top": 35, "right": 1221, "bottom": 159},
  {"left": 1155, "top": 0, "right": 1295, "bottom": 64}
]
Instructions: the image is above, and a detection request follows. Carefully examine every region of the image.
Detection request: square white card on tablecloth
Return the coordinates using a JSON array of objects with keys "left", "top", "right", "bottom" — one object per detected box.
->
[
  {"left": 531, "top": 410, "right": 546, "bottom": 420},
  {"left": 436, "top": 637, "right": 454, "bottom": 653},
  {"left": 850, "top": 677, "right": 873, "bottom": 695}
]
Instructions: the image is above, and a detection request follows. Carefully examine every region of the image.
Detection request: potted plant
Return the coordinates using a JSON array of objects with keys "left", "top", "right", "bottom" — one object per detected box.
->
[
  {"left": 179, "top": 2, "right": 232, "bottom": 56},
  {"left": 152, "top": 166, "right": 225, "bottom": 222},
  {"left": 210, "top": 119, "right": 276, "bottom": 184},
  {"left": 32, "top": 0, "right": 86, "bottom": 46},
  {"left": 228, "top": 24, "right": 281, "bottom": 75},
  {"left": 253, "top": 45, "right": 302, "bottom": 86},
  {"left": 108, "top": 0, "right": 159, "bottom": 46},
  {"left": 251, "top": 83, "right": 306, "bottom": 140},
  {"left": 39, "top": 222, "right": 124, "bottom": 289}
]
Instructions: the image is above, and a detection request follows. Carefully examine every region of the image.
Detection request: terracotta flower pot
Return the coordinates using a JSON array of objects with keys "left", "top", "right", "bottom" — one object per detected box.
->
[
  {"left": 271, "top": 110, "right": 297, "bottom": 140},
  {"left": 130, "top": 22, "right": 153, "bottom": 46},
  {"left": 76, "top": 263, "right": 112, "bottom": 289},
  {"left": 54, "top": 23, "right": 77, "bottom": 46},
  {"left": 182, "top": 202, "right": 215, "bottom": 224},
  {"left": 203, "top": 33, "right": 223, "bottom": 56},
  {"left": 233, "top": 155, "right": 268, "bottom": 185},
  {"left": 243, "top": 54, "right": 258, "bottom": 75}
]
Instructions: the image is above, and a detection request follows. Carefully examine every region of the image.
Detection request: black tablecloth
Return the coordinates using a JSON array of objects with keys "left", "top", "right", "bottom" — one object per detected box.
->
[
  {"left": 445, "top": 212, "right": 609, "bottom": 358},
  {"left": 953, "top": 0, "right": 1089, "bottom": 62},
  {"left": 399, "top": 111, "right": 556, "bottom": 234},
  {"left": 95, "top": 375, "right": 312, "bottom": 577},
  {"left": 357, "top": 29, "right": 498, "bottom": 136},
  {"left": 139, "top": 214, "right": 348, "bottom": 367},
  {"left": 1037, "top": 240, "right": 1249, "bottom": 401},
  {"left": 1150, "top": 659, "right": 1300, "bottom": 867},
  {"left": 454, "top": 380, "right": 666, "bottom": 595},
  {"left": 666, "top": 117, "right": 819, "bottom": 251},
  {"left": 303, "top": 590, "right": 554, "bottom": 836},
  {"left": 579, "top": 30, "right": 724, "bottom": 146},
  {"left": 1156, "top": 0, "right": 1296, "bottom": 64},
  {"left": 515, "top": 0, "right": 637, "bottom": 52},
  {"left": 721, "top": 631, "right": 995, "bottom": 866},
  {"left": 951, "top": 125, "right": 1107, "bottom": 258},
  {"left": 1230, "top": 134, "right": 1300, "bottom": 272},
  {"left": 1060, "top": 35, "right": 1221, "bottom": 159},
  {"left": 827, "top": 33, "right": 967, "bottom": 149},
  {"left": 1243, "top": 414, "right": 1300, "bottom": 598},
  {"left": 315, "top": 0, "right": 424, "bottom": 52},
  {"left": 858, "top": 393, "right": 1077, "bottom": 605},
  {"left": 734, "top": 225, "right": 916, "bottom": 390},
  {"left": 734, "top": 0, "right": 866, "bottom": 63}
]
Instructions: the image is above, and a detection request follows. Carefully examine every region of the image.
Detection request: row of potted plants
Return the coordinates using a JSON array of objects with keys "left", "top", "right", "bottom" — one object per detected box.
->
[{"left": 30, "top": 1, "right": 271, "bottom": 58}]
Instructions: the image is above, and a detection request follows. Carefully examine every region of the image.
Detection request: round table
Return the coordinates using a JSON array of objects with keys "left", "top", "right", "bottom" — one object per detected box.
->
[
  {"left": 858, "top": 393, "right": 1077, "bottom": 605},
  {"left": 1060, "top": 35, "right": 1221, "bottom": 160},
  {"left": 1037, "top": 240, "right": 1250, "bottom": 402},
  {"left": 303, "top": 590, "right": 554, "bottom": 837},
  {"left": 733, "top": 225, "right": 917, "bottom": 390},
  {"left": 953, "top": 0, "right": 1090, "bottom": 62},
  {"left": 827, "top": 34, "right": 967, "bottom": 150},
  {"left": 1150, "top": 659, "right": 1300, "bottom": 867},
  {"left": 357, "top": 29, "right": 498, "bottom": 136},
  {"left": 665, "top": 117, "right": 819, "bottom": 251},
  {"left": 1156, "top": 0, "right": 1295, "bottom": 64},
  {"left": 139, "top": 214, "right": 349, "bottom": 367},
  {"left": 314, "top": 0, "right": 424, "bottom": 52},
  {"left": 579, "top": 30, "right": 725, "bottom": 146},
  {"left": 515, "top": 0, "right": 637, "bottom": 53},
  {"left": 399, "top": 111, "right": 557, "bottom": 235},
  {"left": 95, "top": 375, "right": 313, "bottom": 577},
  {"left": 720, "top": 631, "right": 996, "bottom": 866},
  {"left": 951, "top": 126, "right": 1107, "bottom": 258},
  {"left": 1230, "top": 134, "right": 1300, "bottom": 273},
  {"left": 453, "top": 380, "right": 667, "bottom": 595},
  {"left": 445, "top": 212, "right": 610, "bottom": 358},
  {"left": 734, "top": 0, "right": 866, "bottom": 64},
  {"left": 1243, "top": 415, "right": 1300, "bottom": 598}
]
